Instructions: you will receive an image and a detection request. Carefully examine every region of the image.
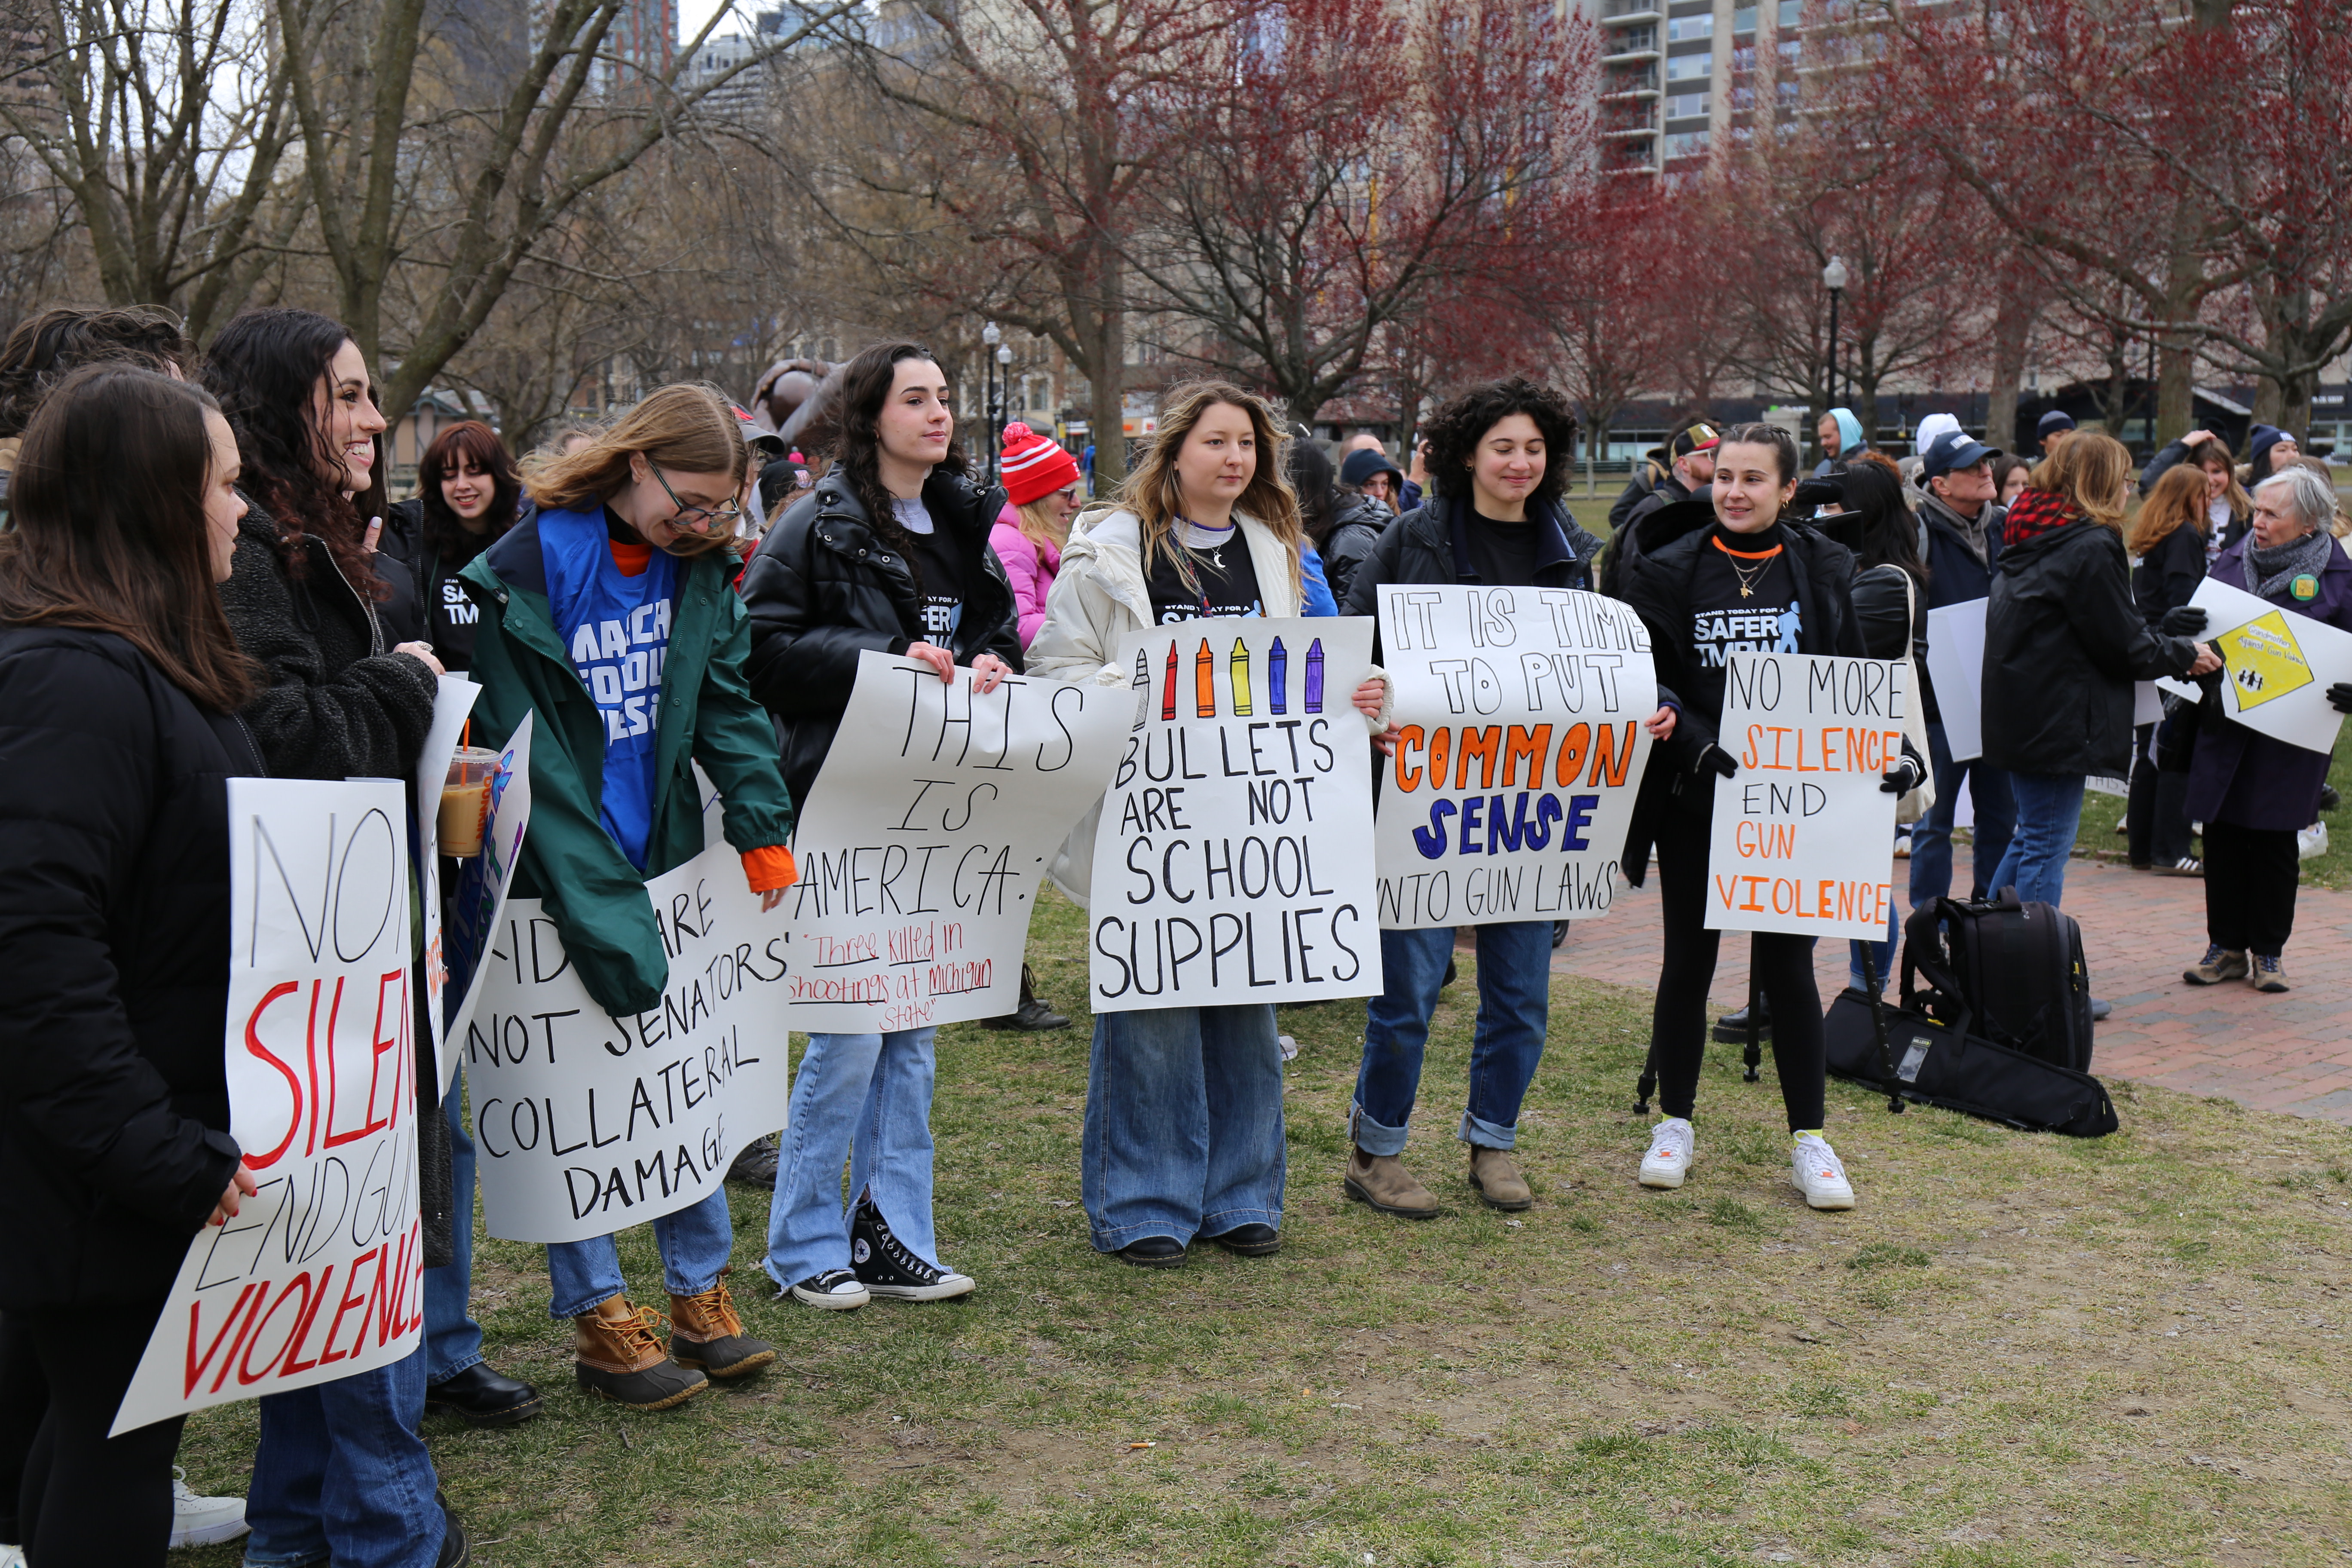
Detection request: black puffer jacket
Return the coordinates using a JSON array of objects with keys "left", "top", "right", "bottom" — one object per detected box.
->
[
  {"left": 1339, "top": 494, "right": 1601, "bottom": 620},
  {"left": 2132, "top": 520, "right": 2207, "bottom": 627},
  {"left": 739, "top": 467, "right": 1023, "bottom": 802},
  {"left": 0, "top": 628, "right": 256, "bottom": 1309},
  {"left": 1615, "top": 505, "right": 1863, "bottom": 885},
  {"left": 1851, "top": 564, "right": 1924, "bottom": 664},
  {"left": 1983, "top": 502, "right": 2200, "bottom": 778},
  {"left": 217, "top": 502, "right": 440, "bottom": 781},
  {"left": 1318, "top": 494, "right": 1391, "bottom": 607}
]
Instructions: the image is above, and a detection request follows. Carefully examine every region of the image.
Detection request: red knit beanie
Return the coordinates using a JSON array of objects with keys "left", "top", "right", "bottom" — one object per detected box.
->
[{"left": 1000, "top": 422, "right": 1082, "bottom": 506}]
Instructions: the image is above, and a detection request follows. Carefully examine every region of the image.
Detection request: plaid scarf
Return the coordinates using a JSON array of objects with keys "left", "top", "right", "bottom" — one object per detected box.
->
[{"left": 2000, "top": 487, "right": 2078, "bottom": 548}]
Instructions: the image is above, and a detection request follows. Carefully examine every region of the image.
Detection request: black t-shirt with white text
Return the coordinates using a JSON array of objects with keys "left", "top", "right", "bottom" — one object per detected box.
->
[
  {"left": 1146, "top": 525, "right": 1265, "bottom": 623},
  {"left": 1684, "top": 524, "right": 1801, "bottom": 721},
  {"left": 895, "top": 496, "right": 967, "bottom": 643}
]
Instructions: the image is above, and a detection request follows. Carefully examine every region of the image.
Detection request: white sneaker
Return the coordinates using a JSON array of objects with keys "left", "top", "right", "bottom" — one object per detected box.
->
[
  {"left": 0, "top": 1543, "right": 24, "bottom": 1568},
  {"left": 2300, "top": 822, "right": 2329, "bottom": 860},
  {"left": 168, "top": 1466, "right": 250, "bottom": 1548},
  {"left": 1638, "top": 1118, "right": 1695, "bottom": 1189},
  {"left": 1790, "top": 1133, "right": 1855, "bottom": 1211}
]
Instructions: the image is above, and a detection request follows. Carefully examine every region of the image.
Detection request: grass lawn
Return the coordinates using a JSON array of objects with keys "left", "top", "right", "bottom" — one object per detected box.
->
[
  {"left": 171, "top": 888, "right": 2352, "bottom": 1567},
  {"left": 2062, "top": 724, "right": 2352, "bottom": 889}
]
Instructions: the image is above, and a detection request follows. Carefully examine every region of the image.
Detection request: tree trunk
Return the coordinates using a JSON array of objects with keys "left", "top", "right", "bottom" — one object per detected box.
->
[
  {"left": 1985, "top": 292, "right": 2034, "bottom": 454},
  {"left": 1083, "top": 293, "right": 1127, "bottom": 486}
]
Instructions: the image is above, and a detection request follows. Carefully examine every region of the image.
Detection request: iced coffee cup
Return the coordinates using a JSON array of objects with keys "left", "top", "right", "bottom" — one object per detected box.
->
[{"left": 439, "top": 746, "right": 501, "bottom": 858}]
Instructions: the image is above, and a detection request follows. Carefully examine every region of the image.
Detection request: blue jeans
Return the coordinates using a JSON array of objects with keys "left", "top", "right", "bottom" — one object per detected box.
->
[
  {"left": 422, "top": 1077, "right": 481, "bottom": 1382},
  {"left": 545, "top": 1185, "right": 735, "bottom": 1319},
  {"left": 1355, "top": 922, "right": 1550, "bottom": 1153},
  {"left": 764, "top": 1029, "right": 942, "bottom": 1289},
  {"left": 1082, "top": 1005, "right": 1284, "bottom": 1250},
  {"left": 1990, "top": 771, "right": 2086, "bottom": 909},
  {"left": 1909, "top": 719, "right": 2016, "bottom": 909},
  {"left": 1848, "top": 899, "right": 1900, "bottom": 994},
  {"left": 242, "top": 1352, "right": 443, "bottom": 1568}
]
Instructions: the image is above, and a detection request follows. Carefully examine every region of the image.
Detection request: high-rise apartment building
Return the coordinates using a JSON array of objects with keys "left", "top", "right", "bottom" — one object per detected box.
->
[{"left": 1590, "top": 0, "right": 1809, "bottom": 176}]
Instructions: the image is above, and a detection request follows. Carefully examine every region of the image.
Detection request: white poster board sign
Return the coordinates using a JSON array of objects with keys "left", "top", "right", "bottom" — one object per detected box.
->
[
  {"left": 2188, "top": 576, "right": 2352, "bottom": 755},
  {"left": 461, "top": 802, "right": 793, "bottom": 1243},
  {"left": 786, "top": 652, "right": 1125, "bottom": 1031},
  {"left": 116, "top": 779, "right": 422, "bottom": 1433},
  {"left": 1087, "top": 616, "right": 1382, "bottom": 1011},
  {"left": 413, "top": 677, "right": 479, "bottom": 1089},
  {"left": 1372, "top": 585, "right": 1655, "bottom": 928},
  {"left": 1705, "top": 652, "right": 1906, "bottom": 941},
  {"left": 441, "top": 712, "right": 533, "bottom": 1071},
  {"left": 1923, "top": 598, "right": 1987, "bottom": 762}
]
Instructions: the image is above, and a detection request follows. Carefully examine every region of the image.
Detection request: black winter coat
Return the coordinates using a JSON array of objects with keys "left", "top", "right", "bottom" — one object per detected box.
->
[
  {"left": 1850, "top": 564, "right": 1924, "bottom": 664},
  {"left": 1913, "top": 493, "right": 2004, "bottom": 723},
  {"left": 739, "top": 467, "right": 1023, "bottom": 802},
  {"left": 1615, "top": 508, "right": 1864, "bottom": 885},
  {"left": 1982, "top": 518, "right": 2201, "bottom": 778},
  {"left": 2132, "top": 521, "right": 2207, "bottom": 626},
  {"left": 1339, "top": 494, "right": 1601, "bottom": 624},
  {"left": 1318, "top": 493, "right": 1391, "bottom": 608},
  {"left": 0, "top": 628, "right": 256, "bottom": 1309},
  {"left": 376, "top": 497, "right": 527, "bottom": 674},
  {"left": 217, "top": 503, "right": 440, "bottom": 781}
]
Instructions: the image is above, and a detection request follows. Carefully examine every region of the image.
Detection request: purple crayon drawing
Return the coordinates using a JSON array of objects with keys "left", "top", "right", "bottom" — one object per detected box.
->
[
  {"left": 1305, "top": 637, "right": 1325, "bottom": 713},
  {"left": 1161, "top": 643, "right": 1178, "bottom": 721},
  {"left": 1268, "top": 636, "right": 1288, "bottom": 714}
]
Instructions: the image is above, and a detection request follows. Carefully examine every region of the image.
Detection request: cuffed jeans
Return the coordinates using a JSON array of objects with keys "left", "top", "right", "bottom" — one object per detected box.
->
[
  {"left": 1083, "top": 1005, "right": 1284, "bottom": 1251},
  {"left": 764, "top": 1029, "right": 943, "bottom": 1290},
  {"left": 1354, "top": 922, "right": 1549, "bottom": 1154},
  {"left": 422, "top": 1078, "right": 481, "bottom": 1382},
  {"left": 1909, "top": 719, "right": 2016, "bottom": 909},
  {"left": 242, "top": 1351, "right": 443, "bottom": 1568},
  {"left": 545, "top": 1186, "right": 734, "bottom": 1320},
  {"left": 1989, "top": 771, "right": 2086, "bottom": 909}
]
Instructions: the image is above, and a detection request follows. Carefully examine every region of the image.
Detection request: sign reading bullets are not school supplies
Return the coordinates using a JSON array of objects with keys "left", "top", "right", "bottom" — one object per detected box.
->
[
  {"left": 1706, "top": 652, "right": 1906, "bottom": 941},
  {"left": 1374, "top": 586, "right": 1657, "bottom": 928},
  {"left": 1089, "top": 617, "right": 1382, "bottom": 1009},
  {"left": 786, "top": 651, "right": 1126, "bottom": 1032}
]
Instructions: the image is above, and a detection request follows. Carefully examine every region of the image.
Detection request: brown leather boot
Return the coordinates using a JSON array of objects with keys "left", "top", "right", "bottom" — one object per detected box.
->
[
  {"left": 573, "top": 1294, "right": 707, "bottom": 1410},
  {"left": 1342, "top": 1146, "right": 1441, "bottom": 1219},
  {"left": 1467, "top": 1145, "right": 1534, "bottom": 1211},
  {"left": 668, "top": 1267, "right": 777, "bottom": 1381}
]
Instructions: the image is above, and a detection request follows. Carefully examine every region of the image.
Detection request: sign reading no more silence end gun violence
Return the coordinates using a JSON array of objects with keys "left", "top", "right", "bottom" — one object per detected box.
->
[
  {"left": 1705, "top": 651, "right": 1906, "bottom": 942},
  {"left": 1090, "top": 616, "right": 1382, "bottom": 1010}
]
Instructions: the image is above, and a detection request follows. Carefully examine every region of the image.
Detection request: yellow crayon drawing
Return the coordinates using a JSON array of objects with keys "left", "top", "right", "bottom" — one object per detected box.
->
[{"left": 2220, "top": 610, "right": 2314, "bottom": 711}]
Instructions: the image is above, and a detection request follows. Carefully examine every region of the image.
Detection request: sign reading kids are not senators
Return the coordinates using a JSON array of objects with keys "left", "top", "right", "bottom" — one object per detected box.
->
[
  {"left": 1705, "top": 651, "right": 1907, "bottom": 942},
  {"left": 1373, "top": 585, "right": 1656, "bottom": 928},
  {"left": 1089, "top": 617, "right": 1382, "bottom": 1010},
  {"left": 117, "top": 779, "right": 423, "bottom": 1434}
]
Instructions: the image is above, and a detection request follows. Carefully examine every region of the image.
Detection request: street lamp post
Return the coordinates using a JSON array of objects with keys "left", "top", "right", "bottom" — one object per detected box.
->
[
  {"left": 980, "top": 322, "right": 1002, "bottom": 481},
  {"left": 995, "top": 342, "right": 1014, "bottom": 484},
  {"left": 1822, "top": 255, "right": 1849, "bottom": 429}
]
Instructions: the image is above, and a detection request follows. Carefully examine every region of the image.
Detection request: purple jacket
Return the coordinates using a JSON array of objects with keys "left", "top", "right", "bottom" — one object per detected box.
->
[
  {"left": 2186, "top": 535, "right": 2352, "bottom": 832},
  {"left": 989, "top": 510, "right": 1060, "bottom": 651}
]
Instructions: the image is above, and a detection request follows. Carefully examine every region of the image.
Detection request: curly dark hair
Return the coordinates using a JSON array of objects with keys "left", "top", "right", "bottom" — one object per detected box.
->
[
  {"left": 1419, "top": 377, "right": 1579, "bottom": 508},
  {"left": 199, "top": 307, "right": 383, "bottom": 597},
  {"left": 0, "top": 304, "right": 193, "bottom": 438},
  {"left": 418, "top": 420, "right": 523, "bottom": 566},
  {"left": 830, "top": 340, "right": 970, "bottom": 590}
]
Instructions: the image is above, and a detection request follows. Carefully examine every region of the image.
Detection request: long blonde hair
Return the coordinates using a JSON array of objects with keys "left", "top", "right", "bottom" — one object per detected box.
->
[
  {"left": 2127, "top": 463, "right": 2210, "bottom": 555},
  {"left": 1116, "top": 381, "right": 1303, "bottom": 600},
  {"left": 2026, "top": 431, "right": 2132, "bottom": 533},
  {"left": 520, "top": 382, "right": 746, "bottom": 554}
]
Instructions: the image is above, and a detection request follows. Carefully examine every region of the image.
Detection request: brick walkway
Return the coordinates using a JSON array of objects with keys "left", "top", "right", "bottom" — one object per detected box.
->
[{"left": 1549, "top": 846, "right": 2352, "bottom": 1125}]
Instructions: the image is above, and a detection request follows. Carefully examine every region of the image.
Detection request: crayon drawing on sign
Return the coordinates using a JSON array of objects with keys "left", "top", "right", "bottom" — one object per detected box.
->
[{"left": 2186, "top": 576, "right": 2352, "bottom": 756}]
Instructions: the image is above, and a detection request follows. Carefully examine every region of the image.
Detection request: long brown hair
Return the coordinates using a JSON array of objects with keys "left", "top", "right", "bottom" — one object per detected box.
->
[
  {"left": 519, "top": 383, "right": 745, "bottom": 557},
  {"left": 0, "top": 364, "right": 253, "bottom": 711},
  {"left": 2025, "top": 431, "right": 2132, "bottom": 533},
  {"left": 2127, "top": 463, "right": 2209, "bottom": 555},
  {"left": 1115, "top": 381, "right": 1302, "bottom": 600},
  {"left": 2187, "top": 437, "right": 2251, "bottom": 519}
]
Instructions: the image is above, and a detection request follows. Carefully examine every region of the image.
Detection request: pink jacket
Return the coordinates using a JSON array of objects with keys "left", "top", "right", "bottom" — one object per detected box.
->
[{"left": 990, "top": 509, "right": 1061, "bottom": 650}]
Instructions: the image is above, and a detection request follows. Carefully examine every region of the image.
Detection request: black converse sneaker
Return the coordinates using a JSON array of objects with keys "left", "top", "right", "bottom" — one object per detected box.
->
[{"left": 851, "top": 1199, "right": 976, "bottom": 1301}]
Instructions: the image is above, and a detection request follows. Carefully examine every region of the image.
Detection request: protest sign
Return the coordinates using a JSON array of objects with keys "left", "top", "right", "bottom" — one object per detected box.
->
[
  {"left": 461, "top": 799, "right": 793, "bottom": 1243},
  {"left": 413, "top": 676, "right": 480, "bottom": 1088},
  {"left": 1705, "top": 652, "right": 1906, "bottom": 941},
  {"left": 442, "top": 712, "right": 533, "bottom": 1069},
  {"left": 1088, "top": 616, "right": 1381, "bottom": 1010},
  {"left": 116, "top": 779, "right": 422, "bottom": 1433},
  {"left": 2188, "top": 576, "right": 2352, "bottom": 755},
  {"left": 786, "top": 652, "right": 1125, "bottom": 1032},
  {"left": 1372, "top": 585, "right": 1656, "bottom": 928},
  {"left": 1923, "top": 598, "right": 1988, "bottom": 762}
]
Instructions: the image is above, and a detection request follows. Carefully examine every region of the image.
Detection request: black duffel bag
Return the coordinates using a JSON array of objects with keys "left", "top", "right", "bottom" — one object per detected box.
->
[{"left": 1824, "top": 989, "right": 2119, "bottom": 1136}]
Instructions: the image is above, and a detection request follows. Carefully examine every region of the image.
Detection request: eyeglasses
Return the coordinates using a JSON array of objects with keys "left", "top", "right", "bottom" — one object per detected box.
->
[{"left": 650, "top": 465, "right": 742, "bottom": 533}]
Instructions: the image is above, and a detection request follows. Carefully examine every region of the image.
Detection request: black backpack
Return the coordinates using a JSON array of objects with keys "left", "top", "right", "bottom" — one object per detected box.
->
[{"left": 1901, "top": 891, "right": 2095, "bottom": 1072}]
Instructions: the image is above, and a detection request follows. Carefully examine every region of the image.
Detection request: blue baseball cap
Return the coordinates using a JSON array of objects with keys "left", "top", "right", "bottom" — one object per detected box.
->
[{"left": 1922, "top": 430, "right": 1999, "bottom": 479}]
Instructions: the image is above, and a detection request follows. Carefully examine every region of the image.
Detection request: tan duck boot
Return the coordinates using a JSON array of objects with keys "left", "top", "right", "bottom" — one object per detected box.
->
[
  {"left": 573, "top": 1294, "right": 707, "bottom": 1410},
  {"left": 1343, "top": 1146, "right": 1441, "bottom": 1219},
  {"left": 667, "top": 1268, "right": 777, "bottom": 1381},
  {"left": 1467, "top": 1145, "right": 1533, "bottom": 1211}
]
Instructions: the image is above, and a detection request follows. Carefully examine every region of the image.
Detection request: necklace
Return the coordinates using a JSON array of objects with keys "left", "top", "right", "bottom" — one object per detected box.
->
[{"left": 1712, "top": 534, "right": 1780, "bottom": 600}]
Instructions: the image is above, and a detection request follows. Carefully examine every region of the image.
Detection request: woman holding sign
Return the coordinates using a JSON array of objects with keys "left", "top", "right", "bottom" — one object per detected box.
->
[
  {"left": 741, "top": 341, "right": 1020, "bottom": 1309},
  {"left": 1619, "top": 423, "right": 1906, "bottom": 1212},
  {"left": 1029, "top": 382, "right": 1390, "bottom": 1265},
  {"left": 462, "top": 383, "right": 798, "bottom": 1408}
]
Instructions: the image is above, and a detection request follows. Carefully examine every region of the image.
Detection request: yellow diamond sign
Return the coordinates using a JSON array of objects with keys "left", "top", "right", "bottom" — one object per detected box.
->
[{"left": 2221, "top": 609, "right": 2315, "bottom": 710}]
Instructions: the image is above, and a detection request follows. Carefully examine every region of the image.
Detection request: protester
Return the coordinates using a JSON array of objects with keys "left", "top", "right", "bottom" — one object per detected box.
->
[
  {"left": 202, "top": 304, "right": 465, "bottom": 1568},
  {"left": 2124, "top": 464, "right": 2213, "bottom": 876},
  {"left": 741, "top": 341, "right": 1018, "bottom": 1307},
  {"left": 2037, "top": 410, "right": 2076, "bottom": 455},
  {"left": 0, "top": 305, "right": 193, "bottom": 517},
  {"left": 1991, "top": 452, "right": 2032, "bottom": 508},
  {"left": 1339, "top": 444, "right": 1406, "bottom": 518},
  {"left": 2141, "top": 428, "right": 2254, "bottom": 559},
  {"left": 1623, "top": 421, "right": 1719, "bottom": 530},
  {"left": 380, "top": 420, "right": 528, "bottom": 674},
  {"left": 0, "top": 366, "right": 264, "bottom": 1568},
  {"left": 1835, "top": 461, "right": 1928, "bottom": 993},
  {"left": 1813, "top": 407, "right": 1866, "bottom": 475},
  {"left": 1027, "top": 382, "right": 1388, "bottom": 1265},
  {"left": 1607, "top": 418, "right": 1700, "bottom": 534},
  {"left": 1298, "top": 440, "right": 1389, "bottom": 606},
  {"left": 2180, "top": 466, "right": 2352, "bottom": 992},
  {"left": 2239, "top": 424, "right": 2299, "bottom": 487},
  {"left": 462, "top": 382, "right": 794, "bottom": 1406},
  {"left": 1908, "top": 429, "right": 2017, "bottom": 912},
  {"left": 1981, "top": 434, "right": 2218, "bottom": 940},
  {"left": 1619, "top": 422, "right": 1895, "bottom": 1210},
  {"left": 1337, "top": 377, "right": 1609, "bottom": 1219}
]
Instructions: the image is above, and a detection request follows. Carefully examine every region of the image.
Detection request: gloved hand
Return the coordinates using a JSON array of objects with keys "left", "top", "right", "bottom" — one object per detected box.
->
[
  {"left": 2330, "top": 682, "right": 2352, "bottom": 715},
  {"left": 1698, "top": 745, "right": 1738, "bottom": 780},
  {"left": 1881, "top": 735, "right": 1926, "bottom": 795},
  {"left": 2160, "top": 605, "right": 2208, "bottom": 637}
]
